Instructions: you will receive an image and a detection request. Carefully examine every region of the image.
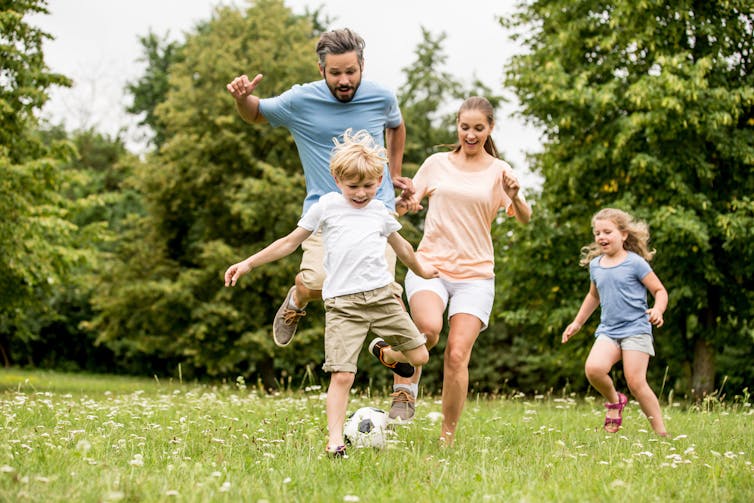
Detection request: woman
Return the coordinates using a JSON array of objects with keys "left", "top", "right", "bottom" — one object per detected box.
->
[{"left": 391, "top": 96, "right": 531, "bottom": 445}]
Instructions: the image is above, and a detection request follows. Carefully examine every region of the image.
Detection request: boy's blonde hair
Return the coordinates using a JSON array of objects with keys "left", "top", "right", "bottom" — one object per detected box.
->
[
  {"left": 330, "top": 129, "right": 386, "bottom": 182},
  {"left": 580, "top": 208, "right": 656, "bottom": 266}
]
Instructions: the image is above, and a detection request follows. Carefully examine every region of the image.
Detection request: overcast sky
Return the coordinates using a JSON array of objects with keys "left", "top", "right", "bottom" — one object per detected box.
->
[{"left": 32, "top": 0, "right": 543, "bottom": 184}]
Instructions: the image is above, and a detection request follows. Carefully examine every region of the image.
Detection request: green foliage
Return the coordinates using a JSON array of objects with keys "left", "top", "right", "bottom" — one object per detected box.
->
[
  {"left": 126, "top": 32, "right": 185, "bottom": 148},
  {"left": 0, "top": 0, "right": 70, "bottom": 162},
  {"left": 499, "top": 0, "right": 754, "bottom": 395},
  {"left": 89, "top": 0, "right": 323, "bottom": 382},
  {"left": 0, "top": 1, "right": 99, "bottom": 366}
]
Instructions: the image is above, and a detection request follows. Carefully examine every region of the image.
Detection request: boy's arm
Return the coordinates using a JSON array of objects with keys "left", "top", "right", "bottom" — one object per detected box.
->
[
  {"left": 562, "top": 282, "right": 600, "bottom": 343},
  {"left": 387, "top": 232, "right": 438, "bottom": 280},
  {"left": 642, "top": 271, "right": 668, "bottom": 327},
  {"left": 225, "top": 226, "right": 312, "bottom": 286}
]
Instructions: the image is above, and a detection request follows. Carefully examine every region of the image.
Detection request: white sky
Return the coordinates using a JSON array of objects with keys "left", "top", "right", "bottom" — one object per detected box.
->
[{"left": 31, "top": 0, "right": 543, "bottom": 185}]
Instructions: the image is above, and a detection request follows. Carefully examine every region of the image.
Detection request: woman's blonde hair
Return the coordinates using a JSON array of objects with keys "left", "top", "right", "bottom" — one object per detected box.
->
[
  {"left": 579, "top": 208, "right": 656, "bottom": 266},
  {"left": 330, "top": 129, "right": 386, "bottom": 182}
]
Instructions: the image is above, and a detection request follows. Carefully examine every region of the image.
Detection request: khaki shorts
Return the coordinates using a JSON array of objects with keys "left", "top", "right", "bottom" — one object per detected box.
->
[
  {"left": 322, "top": 285, "right": 427, "bottom": 373},
  {"left": 596, "top": 333, "right": 655, "bottom": 356},
  {"left": 299, "top": 229, "right": 403, "bottom": 298}
]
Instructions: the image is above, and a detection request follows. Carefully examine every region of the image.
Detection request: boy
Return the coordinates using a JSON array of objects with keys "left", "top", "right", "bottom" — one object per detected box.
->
[{"left": 224, "top": 129, "right": 437, "bottom": 456}]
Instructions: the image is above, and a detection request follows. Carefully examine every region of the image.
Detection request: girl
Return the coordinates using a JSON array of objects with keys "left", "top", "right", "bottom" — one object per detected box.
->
[
  {"left": 389, "top": 96, "right": 531, "bottom": 445},
  {"left": 562, "top": 208, "right": 668, "bottom": 436}
]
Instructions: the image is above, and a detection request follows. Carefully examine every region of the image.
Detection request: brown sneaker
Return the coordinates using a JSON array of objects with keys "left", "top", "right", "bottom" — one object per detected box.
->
[
  {"left": 388, "top": 389, "right": 416, "bottom": 422},
  {"left": 272, "top": 287, "right": 306, "bottom": 347}
]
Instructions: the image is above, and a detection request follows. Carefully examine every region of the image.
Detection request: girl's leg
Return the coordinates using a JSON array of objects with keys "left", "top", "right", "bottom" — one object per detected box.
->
[
  {"left": 440, "top": 313, "right": 482, "bottom": 446},
  {"left": 326, "top": 371, "right": 355, "bottom": 449},
  {"left": 585, "top": 338, "right": 623, "bottom": 429},
  {"left": 623, "top": 350, "right": 667, "bottom": 436}
]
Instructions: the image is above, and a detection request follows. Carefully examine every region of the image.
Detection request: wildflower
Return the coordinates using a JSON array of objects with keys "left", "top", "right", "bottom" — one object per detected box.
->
[
  {"left": 344, "top": 496, "right": 360, "bottom": 502},
  {"left": 220, "top": 482, "right": 231, "bottom": 492},
  {"left": 165, "top": 490, "right": 180, "bottom": 496},
  {"left": 76, "top": 440, "right": 92, "bottom": 454},
  {"left": 129, "top": 454, "right": 144, "bottom": 467}
]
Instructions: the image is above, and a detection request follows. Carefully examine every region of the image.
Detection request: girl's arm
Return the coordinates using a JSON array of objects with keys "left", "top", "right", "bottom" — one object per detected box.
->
[
  {"left": 224, "top": 226, "right": 312, "bottom": 287},
  {"left": 387, "top": 232, "right": 439, "bottom": 279},
  {"left": 562, "top": 282, "right": 600, "bottom": 343},
  {"left": 642, "top": 272, "right": 668, "bottom": 327}
]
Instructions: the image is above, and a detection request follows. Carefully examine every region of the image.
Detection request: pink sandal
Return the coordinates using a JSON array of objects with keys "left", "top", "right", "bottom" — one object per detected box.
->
[{"left": 604, "top": 392, "right": 628, "bottom": 432}]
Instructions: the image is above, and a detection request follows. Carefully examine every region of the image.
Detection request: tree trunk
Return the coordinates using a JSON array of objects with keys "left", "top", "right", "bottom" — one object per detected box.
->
[{"left": 691, "top": 336, "right": 715, "bottom": 399}]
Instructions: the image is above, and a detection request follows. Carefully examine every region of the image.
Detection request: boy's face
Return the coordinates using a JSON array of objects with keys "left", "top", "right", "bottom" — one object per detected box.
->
[{"left": 335, "top": 175, "right": 382, "bottom": 209}]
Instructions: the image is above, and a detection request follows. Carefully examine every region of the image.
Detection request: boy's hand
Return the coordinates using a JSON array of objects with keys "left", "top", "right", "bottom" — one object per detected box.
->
[
  {"left": 418, "top": 264, "right": 440, "bottom": 280},
  {"left": 224, "top": 262, "right": 251, "bottom": 287}
]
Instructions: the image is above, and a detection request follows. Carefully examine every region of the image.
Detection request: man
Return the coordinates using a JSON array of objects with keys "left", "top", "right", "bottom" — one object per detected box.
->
[{"left": 227, "top": 28, "right": 415, "bottom": 419}]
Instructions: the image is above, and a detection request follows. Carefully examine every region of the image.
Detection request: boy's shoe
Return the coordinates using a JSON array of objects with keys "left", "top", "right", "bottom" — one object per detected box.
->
[
  {"left": 368, "top": 338, "right": 415, "bottom": 378},
  {"left": 388, "top": 389, "right": 416, "bottom": 421},
  {"left": 272, "top": 286, "right": 306, "bottom": 347},
  {"left": 325, "top": 445, "right": 347, "bottom": 458}
]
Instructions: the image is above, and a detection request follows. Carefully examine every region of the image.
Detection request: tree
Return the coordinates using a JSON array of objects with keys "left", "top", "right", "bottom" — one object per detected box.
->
[
  {"left": 0, "top": 0, "right": 95, "bottom": 365},
  {"left": 89, "top": 0, "right": 324, "bottom": 385},
  {"left": 500, "top": 0, "right": 754, "bottom": 396},
  {"left": 126, "top": 31, "right": 185, "bottom": 148}
]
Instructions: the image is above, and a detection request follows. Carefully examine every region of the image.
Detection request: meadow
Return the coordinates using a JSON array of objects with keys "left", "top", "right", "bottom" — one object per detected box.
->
[{"left": 0, "top": 368, "right": 751, "bottom": 502}]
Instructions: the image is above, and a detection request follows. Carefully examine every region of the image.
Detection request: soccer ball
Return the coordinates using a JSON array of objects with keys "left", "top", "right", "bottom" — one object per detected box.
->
[{"left": 343, "top": 406, "right": 391, "bottom": 449}]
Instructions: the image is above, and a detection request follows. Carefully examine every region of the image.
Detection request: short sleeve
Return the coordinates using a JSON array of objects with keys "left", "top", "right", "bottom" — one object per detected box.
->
[{"left": 298, "top": 199, "right": 324, "bottom": 232}]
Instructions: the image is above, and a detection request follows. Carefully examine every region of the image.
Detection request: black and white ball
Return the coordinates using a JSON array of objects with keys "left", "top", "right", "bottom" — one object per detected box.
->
[{"left": 343, "top": 407, "right": 391, "bottom": 449}]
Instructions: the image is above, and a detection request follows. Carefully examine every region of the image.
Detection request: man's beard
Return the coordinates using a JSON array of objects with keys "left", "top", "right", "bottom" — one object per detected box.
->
[{"left": 328, "top": 80, "right": 360, "bottom": 103}]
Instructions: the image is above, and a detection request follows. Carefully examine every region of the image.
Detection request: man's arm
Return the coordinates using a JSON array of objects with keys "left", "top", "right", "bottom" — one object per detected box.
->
[
  {"left": 226, "top": 74, "right": 267, "bottom": 124},
  {"left": 386, "top": 121, "right": 412, "bottom": 194}
]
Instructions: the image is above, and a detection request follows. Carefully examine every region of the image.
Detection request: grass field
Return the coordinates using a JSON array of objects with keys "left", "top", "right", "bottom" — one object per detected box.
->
[{"left": 0, "top": 368, "right": 751, "bottom": 502}]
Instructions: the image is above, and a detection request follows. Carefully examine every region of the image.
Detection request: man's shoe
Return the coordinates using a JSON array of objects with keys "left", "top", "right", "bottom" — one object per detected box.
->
[
  {"left": 272, "top": 287, "right": 306, "bottom": 347},
  {"left": 388, "top": 389, "right": 416, "bottom": 422},
  {"left": 368, "top": 338, "right": 415, "bottom": 378}
]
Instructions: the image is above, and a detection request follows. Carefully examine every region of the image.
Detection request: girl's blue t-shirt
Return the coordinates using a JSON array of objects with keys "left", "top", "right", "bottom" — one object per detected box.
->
[
  {"left": 590, "top": 251, "right": 653, "bottom": 338},
  {"left": 259, "top": 80, "right": 402, "bottom": 215}
]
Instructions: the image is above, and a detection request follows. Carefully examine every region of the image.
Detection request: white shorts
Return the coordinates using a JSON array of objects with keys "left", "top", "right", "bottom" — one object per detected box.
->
[{"left": 405, "top": 270, "right": 495, "bottom": 331}]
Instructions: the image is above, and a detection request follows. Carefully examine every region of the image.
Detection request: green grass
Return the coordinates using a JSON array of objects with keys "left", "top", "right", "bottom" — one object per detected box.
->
[{"left": 0, "top": 368, "right": 752, "bottom": 502}]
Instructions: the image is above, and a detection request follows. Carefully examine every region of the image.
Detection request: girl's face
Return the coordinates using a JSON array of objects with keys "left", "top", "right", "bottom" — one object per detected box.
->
[
  {"left": 592, "top": 218, "right": 627, "bottom": 257},
  {"left": 457, "top": 109, "right": 493, "bottom": 156},
  {"left": 335, "top": 175, "right": 382, "bottom": 209}
]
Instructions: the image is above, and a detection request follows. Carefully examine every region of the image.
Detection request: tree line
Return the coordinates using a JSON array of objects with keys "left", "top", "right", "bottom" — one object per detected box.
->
[{"left": 2, "top": 0, "right": 752, "bottom": 398}]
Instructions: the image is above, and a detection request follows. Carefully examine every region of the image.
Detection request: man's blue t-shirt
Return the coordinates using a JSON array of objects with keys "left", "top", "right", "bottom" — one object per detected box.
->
[
  {"left": 590, "top": 251, "right": 653, "bottom": 338},
  {"left": 259, "top": 80, "right": 402, "bottom": 214}
]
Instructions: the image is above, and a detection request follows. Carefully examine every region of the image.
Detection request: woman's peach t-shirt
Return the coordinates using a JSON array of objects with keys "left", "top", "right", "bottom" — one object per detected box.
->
[{"left": 412, "top": 152, "right": 518, "bottom": 281}]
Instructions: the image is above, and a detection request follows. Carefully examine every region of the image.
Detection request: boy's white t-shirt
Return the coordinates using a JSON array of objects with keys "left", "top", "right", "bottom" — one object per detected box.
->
[{"left": 298, "top": 192, "right": 401, "bottom": 300}]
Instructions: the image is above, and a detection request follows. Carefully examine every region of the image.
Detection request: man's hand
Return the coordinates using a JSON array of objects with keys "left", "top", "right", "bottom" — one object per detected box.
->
[
  {"left": 393, "top": 175, "right": 414, "bottom": 196},
  {"left": 226, "top": 74, "right": 263, "bottom": 101}
]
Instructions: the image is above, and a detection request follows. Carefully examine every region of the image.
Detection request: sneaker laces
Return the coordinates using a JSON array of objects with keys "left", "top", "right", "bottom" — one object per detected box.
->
[
  {"left": 281, "top": 308, "right": 306, "bottom": 326},
  {"left": 390, "top": 390, "right": 415, "bottom": 404}
]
